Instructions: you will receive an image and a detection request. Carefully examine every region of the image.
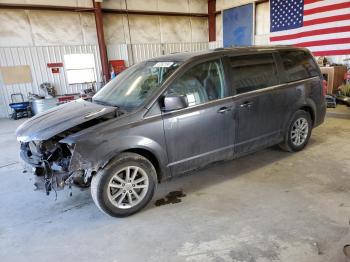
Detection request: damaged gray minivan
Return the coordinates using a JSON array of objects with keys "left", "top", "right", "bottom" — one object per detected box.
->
[{"left": 16, "top": 46, "right": 326, "bottom": 217}]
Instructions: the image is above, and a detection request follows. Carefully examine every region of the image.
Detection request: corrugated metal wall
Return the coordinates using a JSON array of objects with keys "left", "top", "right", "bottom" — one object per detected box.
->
[
  {"left": 209, "top": 41, "right": 223, "bottom": 49},
  {"left": 130, "top": 43, "right": 163, "bottom": 64},
  {"left": 163, "top": 42, "right": 209, "bottom": 54},
  {"left": 0, "top": 45, "right": 102, "bottom": 117},
  {"left": 107, "top": 42, "right": 209, "bottom": 65},
  {"left": 0, "top": 42, "right": 209, "bottom": 117},
  {"left": 106, "top": 44, "right": 130, "bottom": 65}
]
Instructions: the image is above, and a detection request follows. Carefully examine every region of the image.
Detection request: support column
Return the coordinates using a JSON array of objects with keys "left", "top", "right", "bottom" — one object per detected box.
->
[
  {"left": 208, "top": 0, "right": 216, "bottom": 42},
  {"left": 93, "top": 0, "right": 109, "bottom": 82}
]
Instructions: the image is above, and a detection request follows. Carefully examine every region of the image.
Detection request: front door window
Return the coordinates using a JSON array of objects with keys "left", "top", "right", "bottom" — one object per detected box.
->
[{"left": 167, "top": 59, "right": 226, "bottom": 107}]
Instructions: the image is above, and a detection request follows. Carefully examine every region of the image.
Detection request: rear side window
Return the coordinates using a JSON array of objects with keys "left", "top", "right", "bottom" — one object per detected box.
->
[
  {"left": 280, "top": 50, "right": 319, "bottom": 82},
  {"left": 229, "top": 53, "right": 279, "bottom": 94}
]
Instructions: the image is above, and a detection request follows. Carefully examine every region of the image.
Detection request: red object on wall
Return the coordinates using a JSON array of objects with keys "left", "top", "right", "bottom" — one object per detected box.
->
[
  {"left": 51, "top": 68, "right": 60, "bottom": 74},
  {"left": 110, "top": 60, "right": 126, "bottom": 74},
  {"left": 47, "top": 63, "right": 63, "bottom": 68}
]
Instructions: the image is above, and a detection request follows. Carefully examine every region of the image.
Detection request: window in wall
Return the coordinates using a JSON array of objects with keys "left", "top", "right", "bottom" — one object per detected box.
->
[
  {"left": 64, "top": 54, "right": 96, "bottom": 84},
  {"left": 167, "top": 59, "right": 225, "bottom": 107},
  {"left": 230, "top": 53, "right": 278, "bottom": 94},
  {"left": 279, "top": 51, "right": 319, "bottom": 82}
]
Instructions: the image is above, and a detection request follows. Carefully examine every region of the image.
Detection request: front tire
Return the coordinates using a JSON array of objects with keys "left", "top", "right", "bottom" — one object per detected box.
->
[
  {"left": 91, "top": 153, "right": 157, "bottom": 217},
  {"left": 279, "top": 110, "right": 312, "bottom": 152}
]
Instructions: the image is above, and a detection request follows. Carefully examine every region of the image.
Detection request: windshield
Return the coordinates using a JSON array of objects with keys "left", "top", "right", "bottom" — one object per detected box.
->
[{"left": 93, "top": 61, "right": 181, "bottom": 110}]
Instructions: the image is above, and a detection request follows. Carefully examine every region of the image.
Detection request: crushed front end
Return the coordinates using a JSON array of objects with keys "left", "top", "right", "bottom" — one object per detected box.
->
[
  {"left": 15, "top": 99, "right": 121, "bottom": 196},
  {"left": 20, "top": 137, "right": 90, "bottom": 196}
]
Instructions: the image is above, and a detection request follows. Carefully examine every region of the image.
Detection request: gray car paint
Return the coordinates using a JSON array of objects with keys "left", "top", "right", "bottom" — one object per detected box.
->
[
  {"left": 16, "top": 99, "right": 117, "bottom": 142},
  {"left": 16, "top": 46, "right": 326, "bottom": 182}
]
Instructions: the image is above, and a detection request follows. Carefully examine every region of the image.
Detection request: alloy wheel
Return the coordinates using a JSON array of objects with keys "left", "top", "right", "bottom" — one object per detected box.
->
[
  {"left": 107, "top": 166, "right": 149, "bottom": 209},
  {"left": 291, "top": 117, "right": 309, "bottom": 146}
]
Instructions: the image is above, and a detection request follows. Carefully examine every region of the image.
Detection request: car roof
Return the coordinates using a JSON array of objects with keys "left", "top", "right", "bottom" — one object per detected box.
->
[{"left": 148, "top": 45, "right": 310, "bottom": 62}]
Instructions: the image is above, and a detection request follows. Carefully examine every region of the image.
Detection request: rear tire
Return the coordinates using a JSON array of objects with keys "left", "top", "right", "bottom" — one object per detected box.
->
[
  {"left": 91, "top": 152, "right": 157, "bottom": 217},
  {"left": 279, "top": 110, "right": 312, "bottom": 152}
]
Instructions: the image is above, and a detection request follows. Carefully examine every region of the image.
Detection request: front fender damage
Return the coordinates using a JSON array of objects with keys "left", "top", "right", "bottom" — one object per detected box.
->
[{"left": 19, "top": 111, "right": 121, "bottom": 196}]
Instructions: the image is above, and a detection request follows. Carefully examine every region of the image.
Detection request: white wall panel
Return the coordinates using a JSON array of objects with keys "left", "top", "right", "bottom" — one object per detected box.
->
[
  {"left": 106, "top": 44, "right": 129, "bottom": 65},
  {"left": 163, "top": 42, "right": 208, "bottom": 54},
  {"left": 191, "top": 17, "right": 209, "bottom": 42},
  {"left": 255, "top": 1, "right": 269, "bottom": 35},
  {"left": 102, "top": 0, "right": 123, "bottom": 9},
  {"left": 216, "top": 0, "right": 255, "bottom": 11},
  {"left": 129, "top": 15, "right": 161, "bottom": 43},
  {"left": 189, "top": 0, "right": 208, "bottom": 14},
  {"left": 131, "top": 43, "right": 163, "bottom": 64},
  {"left": 29, "top": 11, "right": 84, "bottom": 45},
  {"left": 129, "top": 42, "right": 209, "bottom": 64},
  {"left": 0, "top": 45, "right": 102, "bottom": 117},
  {"left": 123, "top": 0, "right": 158, "bottom": 11},
  {"left": 216, "top": 13, "right": 223, "bottom": 42},
  {"left": 103, "top": 14, "right": 128, "bottom": 44},
  {"left": 0, "top": 10, "right": 33, "bottom": 47},
  {"left": 106, "top": 42, "right": 209, "bottom": 65},
  {"left": 158, "top": 0, "right": 189, "bottom": 13},
  {"left": 160, "top": 16, "right": 192, "bottom": 43},
  {"left": 216, "top": 0, "right": 223, "bottom": 11},
  {"left": 0, "top": 10, "right": 97, "bottom": 47},
  {"left": 24, "top": 0, "right": 89, "bottom": 6},
  {"left": 80, "top": 13, "right": 99, "bottom": 45},
  {"left": 0, "top": 0, "right": 93, "bottom": 7},
  {"left": 102, "top": 0, "right": 207, "bottom": 13},
  {"left": 0, "top": 8, "right": 208, "bottom": 46},
  {"left": 104, "top": 14, "right": 208, "bottom": 44},
  {"left": 254, "top": 35, "right": 269, "bottom": 45},
  {"left": 208, "top": 40, "right": 223, "bottom": 49}
]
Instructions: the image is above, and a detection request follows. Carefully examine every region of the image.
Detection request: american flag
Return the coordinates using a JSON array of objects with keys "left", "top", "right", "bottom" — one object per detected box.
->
[{"left": 270, "top": 0, "right": 350, "bottom": 56}]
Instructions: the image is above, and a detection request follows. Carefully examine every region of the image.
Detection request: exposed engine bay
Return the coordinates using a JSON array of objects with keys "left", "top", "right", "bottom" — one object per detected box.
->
[
  {"left": 19, "top": 108, "right": 121, "bottom": 197},
  {"left": 21, "top": 138, "right": 84, "bottom": 196}
]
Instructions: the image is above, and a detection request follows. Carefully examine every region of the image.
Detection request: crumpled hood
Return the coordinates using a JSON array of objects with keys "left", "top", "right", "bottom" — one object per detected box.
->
[{"left": 16, "top": 99, "right": 117, "bottom": 142}]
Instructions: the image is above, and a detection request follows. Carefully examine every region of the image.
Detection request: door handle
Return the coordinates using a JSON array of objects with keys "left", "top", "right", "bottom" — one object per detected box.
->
[
  {"left": 240, "top": 101, "right": 253, "bottom": 108},
  {"left": 217, "top": 106, "right": 232, "bottom": 114}
]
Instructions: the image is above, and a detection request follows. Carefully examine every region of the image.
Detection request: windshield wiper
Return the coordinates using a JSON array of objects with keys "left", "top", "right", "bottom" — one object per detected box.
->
[{"left": 93, "top": 99, "right": 119, "bottom": 108}]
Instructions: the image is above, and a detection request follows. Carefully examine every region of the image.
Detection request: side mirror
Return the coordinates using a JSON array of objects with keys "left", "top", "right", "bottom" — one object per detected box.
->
[{"left": 163, "top": 94, "right": 188, "bottom": 111}]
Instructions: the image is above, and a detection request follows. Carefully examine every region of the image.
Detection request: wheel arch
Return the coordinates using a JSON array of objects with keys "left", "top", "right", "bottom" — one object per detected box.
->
[
  {"left": 300, "top": 100, "right": 316, "bottom": 126},
  {"left": 123, "top": 148, "right": 164, "bottom": 183},
  {"left": 281, "top": 102, "right": 316, "bottom": 140}
]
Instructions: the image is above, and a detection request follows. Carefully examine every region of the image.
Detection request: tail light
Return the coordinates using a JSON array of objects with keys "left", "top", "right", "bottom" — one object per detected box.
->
[{"left": 322, "top": 79, "right": 327, "bottom": 97}]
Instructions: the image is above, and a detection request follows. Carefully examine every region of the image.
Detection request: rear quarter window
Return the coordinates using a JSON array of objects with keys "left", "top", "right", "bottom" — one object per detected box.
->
[{"left": 280, "top": 50, "right": 319, "bottom": 82}]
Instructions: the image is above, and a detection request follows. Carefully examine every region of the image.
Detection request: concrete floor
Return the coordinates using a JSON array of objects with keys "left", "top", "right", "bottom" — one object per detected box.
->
[{"left": 0, "top": 113, "right": 350, "bottom": 262}]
